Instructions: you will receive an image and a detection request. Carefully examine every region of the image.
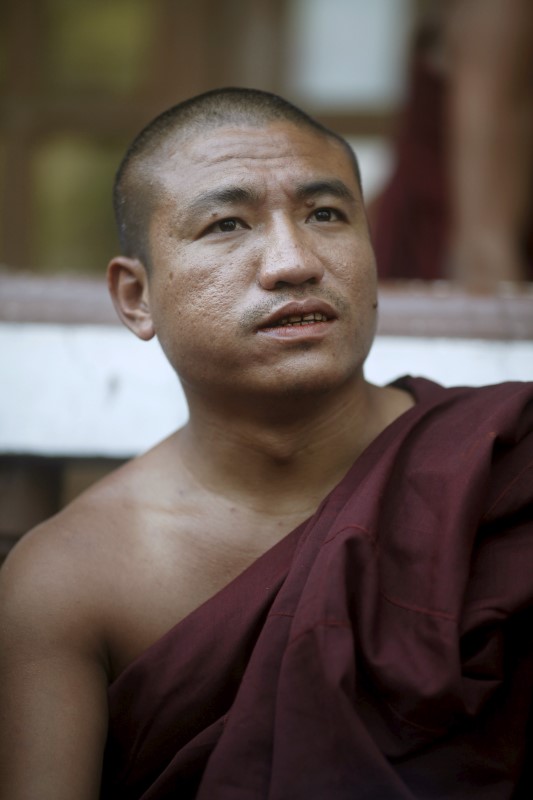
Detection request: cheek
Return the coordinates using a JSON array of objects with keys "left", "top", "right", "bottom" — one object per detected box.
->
[
  {"left": 154, "top": 236, "right": 262, "bottom": 325},
  {"left": 333, "top": 235, "right": 377, "bottom": 296},
  {"left": 149, "top": 253, "right": 249, "bottom": 375},
  {"left": 154, "top": 257, "right": 235, "bottom": 322},
  {"left": 332, "top": 238, "right": 378, "bottom": 348}
]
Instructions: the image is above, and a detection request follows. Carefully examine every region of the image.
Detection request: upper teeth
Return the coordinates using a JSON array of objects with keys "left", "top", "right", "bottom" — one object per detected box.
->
[{"left": 276, "top": 312, "right": 328, "bottom": 326}]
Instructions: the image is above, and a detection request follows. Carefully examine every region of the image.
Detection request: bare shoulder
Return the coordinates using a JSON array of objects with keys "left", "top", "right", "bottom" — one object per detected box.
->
[
  {"left": 0, "top": 483, "right": 117, "bottom": 676},
  {"left": 0, "top": 447, "right": 160, "bottom": 660},
  {"left": 0, "top": 460, "right": 147, "bottom": 799},
  {"left": 1, "top": 435, "right": 200, "bottom": 680},
  {"left": 0, "top": 481, "right": 116, "bottom": 651},
  {"left": 0, "top": 445, "right": 184, "bottom": 797},
  {"left": 366, "top": 381, "right": 416, "bottom": 432}
]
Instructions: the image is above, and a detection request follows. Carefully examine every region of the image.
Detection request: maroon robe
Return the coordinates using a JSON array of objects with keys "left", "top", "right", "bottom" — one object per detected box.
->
[
  {"left": 101, "top": 377, "right": 533, "bottom": 799},
  {"left": 370, "top": 49, "right": 533, "bottom": 281}
]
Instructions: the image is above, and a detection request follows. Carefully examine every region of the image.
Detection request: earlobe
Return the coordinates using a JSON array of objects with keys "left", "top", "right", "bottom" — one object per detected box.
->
[{"left": 107, "top": 256, "right": 155, "bottom": 341}]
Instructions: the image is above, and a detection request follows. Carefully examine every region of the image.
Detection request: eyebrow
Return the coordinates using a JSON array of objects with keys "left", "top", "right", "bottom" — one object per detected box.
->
[
  {"left": 184, "top": 178, "right": 357, "bottom": 217},
  {"left": 186, "top": 185, "right": 263, "bottom": 214},
  {"left": 294, "top": 179, "right": 357, "bottom": 204}
]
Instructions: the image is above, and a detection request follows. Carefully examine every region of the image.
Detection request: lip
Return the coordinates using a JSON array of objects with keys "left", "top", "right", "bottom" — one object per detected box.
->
[{"left": 256, "top": 299, "right": 338, "bottom": 331}]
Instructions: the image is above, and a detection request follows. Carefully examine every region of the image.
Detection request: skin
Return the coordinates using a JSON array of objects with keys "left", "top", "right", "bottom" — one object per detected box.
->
[
  {"left": 445, "top": 0, "right": 533, "bottom": 291},
  {"left": 0, "top": 121, "right": 414, "bottom": 798}
]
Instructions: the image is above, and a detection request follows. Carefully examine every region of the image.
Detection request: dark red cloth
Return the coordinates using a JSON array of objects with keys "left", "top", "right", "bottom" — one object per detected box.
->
[
  {"left": 370, "top": 54, "right": 450, "bottom": 281},
  {"left": 370, "top": 52, "right": 533, "bottom": 281},
  {"left": 101, "top": 377, "right": 533, "bottom": 799}
]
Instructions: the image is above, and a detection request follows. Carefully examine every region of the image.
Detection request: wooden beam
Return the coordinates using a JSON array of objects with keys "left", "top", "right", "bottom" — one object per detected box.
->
[
  {"left": 0, "top": 457, "right": 62, "bottom": 559},
  {"left": 1, "top": 0, "right": 45, "bottom": 267},
  {"left": 1, "top": 271, "right": 532, "bottom": 340}
]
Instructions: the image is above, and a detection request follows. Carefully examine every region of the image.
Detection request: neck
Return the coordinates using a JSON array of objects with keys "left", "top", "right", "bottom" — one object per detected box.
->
[{"left": 173, "top": 376, "right": 412, "bottom": 515}]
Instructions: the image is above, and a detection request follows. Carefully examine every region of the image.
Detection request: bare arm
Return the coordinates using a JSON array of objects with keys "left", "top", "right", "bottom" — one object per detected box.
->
[
  {"left": 0, "top": 530, "right": 109, "bottom": 800},
  {"left": 445, "top": 0, "right": 533, "bottom": 290}
]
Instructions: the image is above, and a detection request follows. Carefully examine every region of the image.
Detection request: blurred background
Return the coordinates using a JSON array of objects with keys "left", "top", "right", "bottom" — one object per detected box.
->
[
  {"left": 0, "top": 0, "right": 415, "bottom": 277},
  {"left": 1, "top": 0, "right": 532, "bottom": 557}
]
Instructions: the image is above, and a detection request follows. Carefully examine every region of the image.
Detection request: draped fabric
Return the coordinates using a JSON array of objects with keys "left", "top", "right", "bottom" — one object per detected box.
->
[
  {"left": 101, "top": 377, "right": 533, "bottom": 799},
  {"left": 370, "top": 49, "right": 533, "bottom": 281},
  {"left": 370, "top": 50, "right": 450, "bottom": 281}
]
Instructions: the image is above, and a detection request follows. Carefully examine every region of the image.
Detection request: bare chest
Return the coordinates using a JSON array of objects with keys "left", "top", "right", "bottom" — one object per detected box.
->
[{"left": 103, "top": 502, "right": 307, "bottom": 681}]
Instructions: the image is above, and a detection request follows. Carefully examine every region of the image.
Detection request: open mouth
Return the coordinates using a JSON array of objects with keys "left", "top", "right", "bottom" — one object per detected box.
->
[
  {"left": 270, "top": 312, "right": 329, "bottom": 328},
  {"left": 253, "top": 298, "right": 338, "bottom": 340}
]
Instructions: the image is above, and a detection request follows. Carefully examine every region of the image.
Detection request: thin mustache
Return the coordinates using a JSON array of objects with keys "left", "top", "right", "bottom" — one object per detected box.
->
[{"left": 238, "top": 288, "right": 352, "bottom": 331}]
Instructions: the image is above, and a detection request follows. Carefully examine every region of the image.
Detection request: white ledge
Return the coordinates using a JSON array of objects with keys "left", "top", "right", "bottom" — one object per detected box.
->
[{"left": 2, "top": 322, "right": 532, "bottom": 458}]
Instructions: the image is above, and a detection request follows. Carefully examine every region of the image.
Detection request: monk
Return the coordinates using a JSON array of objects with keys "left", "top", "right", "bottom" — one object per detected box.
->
[
  {"left": 0, "top": 88, "right": 532, "bottom": 799},
  {"left": 370, "top": 0, "right": 533, "bottom": 289}
]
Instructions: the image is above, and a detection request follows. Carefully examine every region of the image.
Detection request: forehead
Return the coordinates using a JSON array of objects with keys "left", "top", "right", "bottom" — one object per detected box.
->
[{"left": 149, "top": 122, "right": 359, "bottom": 205}]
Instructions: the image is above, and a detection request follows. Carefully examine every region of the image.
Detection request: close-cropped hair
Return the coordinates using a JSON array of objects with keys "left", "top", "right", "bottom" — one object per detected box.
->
[{"left": 113, "top": 87, "right": 362, "bottom": 267}]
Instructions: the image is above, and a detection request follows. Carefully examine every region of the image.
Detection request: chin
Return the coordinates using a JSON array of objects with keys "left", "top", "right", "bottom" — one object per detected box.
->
[{"left": 255, "top": 362, "right": 364, "bottom": 400}]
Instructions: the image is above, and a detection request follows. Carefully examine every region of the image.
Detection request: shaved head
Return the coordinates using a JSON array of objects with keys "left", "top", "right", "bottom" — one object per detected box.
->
[{"left": 113, "top": 87, "right": 362, "bottom": 267}]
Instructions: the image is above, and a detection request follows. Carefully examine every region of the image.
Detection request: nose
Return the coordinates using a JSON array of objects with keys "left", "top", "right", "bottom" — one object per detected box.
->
[{"left": 258, "top": 217, "right": 325, "bottom": 290}]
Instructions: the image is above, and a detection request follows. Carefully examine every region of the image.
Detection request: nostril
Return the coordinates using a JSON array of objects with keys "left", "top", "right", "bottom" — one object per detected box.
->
[
  {"left": 273, "top": 276, "right": 317, "bottom": 290},
  {"left": 258, "top": 236, "right": 325, "bottom": 289}
]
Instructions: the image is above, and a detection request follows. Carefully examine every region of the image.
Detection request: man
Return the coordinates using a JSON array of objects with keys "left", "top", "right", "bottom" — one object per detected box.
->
[
  {"left": 0, "top": 88, "right": 532, "bottom": 799},
  {"left": 370, "top": 0, "right": 533, "bottom": 289}
]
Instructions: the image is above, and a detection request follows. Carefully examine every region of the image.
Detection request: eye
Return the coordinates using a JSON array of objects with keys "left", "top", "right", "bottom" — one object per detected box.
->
[
  {"left": 217, "top": 218, "right": 238, "bottom": 232},
  {"left": 207, "top": 217, "right": 247, "bottom": 234},
  {"left": 308, "top": 207, "right": 345, "bottom": 223}
]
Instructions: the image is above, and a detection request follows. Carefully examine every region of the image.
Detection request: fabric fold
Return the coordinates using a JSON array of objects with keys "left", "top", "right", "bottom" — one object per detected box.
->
[{"left": 101, "top": 377, "right": 533, "bottom": 799}]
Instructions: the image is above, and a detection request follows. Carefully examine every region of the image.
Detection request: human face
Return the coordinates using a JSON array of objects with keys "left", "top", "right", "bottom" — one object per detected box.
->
[{"left": 145, "top": 122, "right": 378, "bottom": 402}]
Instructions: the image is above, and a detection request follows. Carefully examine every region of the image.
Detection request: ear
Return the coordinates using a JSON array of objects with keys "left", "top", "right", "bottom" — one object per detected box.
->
[{"left": 107, "top": 256, "right": 155, "bottom": 341}]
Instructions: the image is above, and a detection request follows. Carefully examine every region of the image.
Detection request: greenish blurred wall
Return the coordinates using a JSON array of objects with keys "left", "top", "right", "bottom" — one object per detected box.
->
[{"left": 0, "top": 0, "right": 287, "bottom": 275}]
